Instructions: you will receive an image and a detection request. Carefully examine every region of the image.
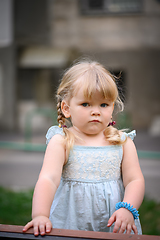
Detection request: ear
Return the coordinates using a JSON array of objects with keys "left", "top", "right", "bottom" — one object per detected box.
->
[{"left": 61, "top": 100, "right": 71, "bottom": 118}]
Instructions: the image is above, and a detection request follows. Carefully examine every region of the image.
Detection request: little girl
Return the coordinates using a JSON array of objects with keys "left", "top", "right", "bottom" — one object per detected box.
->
[{"left": 23, "top": 60, "right": 145, "bottom": 236}]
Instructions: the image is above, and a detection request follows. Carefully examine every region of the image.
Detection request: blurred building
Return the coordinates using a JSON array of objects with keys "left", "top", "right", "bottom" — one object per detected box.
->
[{"left": 0, "top": 0, "right": 160, "bottom": 133}]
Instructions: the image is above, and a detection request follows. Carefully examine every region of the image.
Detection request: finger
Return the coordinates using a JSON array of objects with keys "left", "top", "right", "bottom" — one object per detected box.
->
[
  {"left": 126, "top": 224, "right": 132, "bottom": 234},
  {"left": 107, "top": 213, "right": 116, "bottom": 227},
  {"left": 33, "top": 225, "right": 39, "bottom": 236},
  {"left": 23, "top": 221, "right": 33, "bottom": 232},
  {"left": 39, "top": 224, "right": 45, "bottom": 236},
  {"left": 46, "top": 222, "right": 52, "bottom": 233},
  {"left": 118, "top": 222, "right": 127, "bottom": 234},
  {"left": 113, "top": 219, "right": 121, "bottom": 233},
  {"left": 132, "top": 224, "right": 138, "bottom": 234}
]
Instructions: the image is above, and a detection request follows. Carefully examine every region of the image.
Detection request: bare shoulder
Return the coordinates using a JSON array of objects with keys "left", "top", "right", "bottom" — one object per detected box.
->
[
  {"left": 44, "top": 133, "right": 66, "bottom": 166},
  {"left": 47, "top": 133, "right": 65, "bottom": 148},
  {"left": 122, "top": 133, "right": 140, "bottom": 172},
  {"left": 123, "top": 134, "right": 136, "bottom": 152},
  {"left": 122, "top": 134, "right": 138, "bottom": 165}
]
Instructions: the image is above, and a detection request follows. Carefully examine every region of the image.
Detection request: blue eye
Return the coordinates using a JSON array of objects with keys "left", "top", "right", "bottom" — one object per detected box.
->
[
  {"left": 101, "top": 103, "right": 108, "bottom": 107},
  {"left": 82, "top": 103, "right": 89, "bottom": 107}
]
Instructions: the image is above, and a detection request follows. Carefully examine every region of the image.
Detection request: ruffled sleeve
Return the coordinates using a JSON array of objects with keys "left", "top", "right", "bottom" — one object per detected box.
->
[
  {"left": 46, "top": 126, "right": 64, "bottom": 145},
  {"left": 121, "top": 130, "right": 136, "bottom": 142}
]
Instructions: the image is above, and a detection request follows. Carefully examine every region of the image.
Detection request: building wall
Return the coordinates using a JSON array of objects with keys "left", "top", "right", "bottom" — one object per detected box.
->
[
  {"left": 50, "top": 0, "right": 160, "bottom": 51},
  {"left": 1, "top": 0, "right": 160, "bottom": 131},
  {"left": 95, "top": 49, "right": 160, "bottom": 128},
  {"left": 0, "top": 0, "right": 16, "bottom": 131},
  {"left": 48, "top": 0, "right": 160, "bottom": 129},
  {"left": 0, "top": 46, "right": 16, "bottom": 131},
  {"left": 14, "top": 0, "right": 50, "bottom": 45}
]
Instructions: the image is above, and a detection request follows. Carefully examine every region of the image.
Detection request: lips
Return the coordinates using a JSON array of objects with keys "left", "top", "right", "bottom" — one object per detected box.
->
[{"left": 90, "top": 120, "right": 100, "bottom": 123}]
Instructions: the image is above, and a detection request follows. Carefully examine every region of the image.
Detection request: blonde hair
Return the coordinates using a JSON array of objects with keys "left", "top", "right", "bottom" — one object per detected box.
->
[{"left": 56, "top": 60, "right": 125, "bottom": 151}]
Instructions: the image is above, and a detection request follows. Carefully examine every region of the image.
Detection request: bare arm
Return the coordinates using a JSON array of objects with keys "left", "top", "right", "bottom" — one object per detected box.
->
[
  {"left": 108, "top": 137, "right": 145, "bottom": 234},
  {"left": 122, "top": 137, "right": 145, "bottom": 209},
  {"left": 23, "top": 134, "right": 66, "bottom": 236}
]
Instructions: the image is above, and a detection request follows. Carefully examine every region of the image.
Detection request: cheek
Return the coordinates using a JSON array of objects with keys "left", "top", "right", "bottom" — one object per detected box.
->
[
  {"left": 72, "top": 108, "right": 85, "bottom": 119},
  {"left": 77, "top": 110, "right": 86, "bottom": 120},
  {"left": 103, "top": 109, "right": 113, "bottom": 118},
  {"left": 77, "top": 107, "right": 87, "bottom": 114}
]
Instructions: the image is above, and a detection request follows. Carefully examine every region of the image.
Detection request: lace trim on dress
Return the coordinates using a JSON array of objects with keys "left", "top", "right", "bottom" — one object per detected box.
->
[{"left": 46, "top": 126, "right": 64, "bottom": 144}]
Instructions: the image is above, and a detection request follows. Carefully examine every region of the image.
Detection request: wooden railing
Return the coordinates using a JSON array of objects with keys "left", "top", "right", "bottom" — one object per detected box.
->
[{"left": 0, "top": 224, "right": 160, "bottom": 240}]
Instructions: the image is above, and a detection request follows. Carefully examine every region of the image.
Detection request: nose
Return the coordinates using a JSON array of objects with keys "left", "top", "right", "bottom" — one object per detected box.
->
[{"left": 91, "top": 107, "right": 100, "bottom": 116}]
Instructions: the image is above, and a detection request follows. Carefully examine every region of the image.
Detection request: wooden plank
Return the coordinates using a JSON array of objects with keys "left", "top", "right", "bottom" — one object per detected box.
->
[{"left": 0, "top": 224, "right": 160, "bottom": 240}]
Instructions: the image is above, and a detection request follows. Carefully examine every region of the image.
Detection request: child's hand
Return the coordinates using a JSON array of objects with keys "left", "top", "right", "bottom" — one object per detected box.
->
[
  {"left": 23, "top": 216, "right": 52, "bottom": 236},
  {"left": 107, "top": 208, "right": 138, "bottom": 234}
]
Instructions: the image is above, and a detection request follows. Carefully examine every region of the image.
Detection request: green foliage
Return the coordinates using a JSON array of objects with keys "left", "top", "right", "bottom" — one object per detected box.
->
[
  {"left": 139, "top": 197, "right": 160, "bottom": 235},
  {"left": 0, "top": 187, "right": 33, "bottom": 225},
  {"left": 0, "top": 187, "right": 160, "bottom": 235}
]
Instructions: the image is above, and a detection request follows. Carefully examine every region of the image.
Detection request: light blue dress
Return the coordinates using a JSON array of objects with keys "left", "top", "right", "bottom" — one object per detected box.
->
[{"left": 46, "top": 126, "right": 142, "bottom": 234}]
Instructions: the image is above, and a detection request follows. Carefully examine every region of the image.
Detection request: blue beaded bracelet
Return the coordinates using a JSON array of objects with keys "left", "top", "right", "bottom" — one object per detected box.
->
[{"left": 115, "top": 202, "right": 139, "bottom": 219}]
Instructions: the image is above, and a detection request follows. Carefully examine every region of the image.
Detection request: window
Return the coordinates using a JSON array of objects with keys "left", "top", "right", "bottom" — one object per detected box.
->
[
  {"left": 88, "top": 0, "right": 104, "bottom": 10},
  {"left": 80, "top": 0, "right": 143, "bottom": 15}
]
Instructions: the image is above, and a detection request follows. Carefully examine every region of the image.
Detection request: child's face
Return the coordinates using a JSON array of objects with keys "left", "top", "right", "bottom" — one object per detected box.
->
[{"left": 63, "top": 87, "right": 114, "bottom": 136}]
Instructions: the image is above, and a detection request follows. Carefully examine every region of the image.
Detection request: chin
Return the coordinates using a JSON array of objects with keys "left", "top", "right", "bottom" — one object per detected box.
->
[{"left": 86, "top": 128, "right": 102, "bottom": 135}]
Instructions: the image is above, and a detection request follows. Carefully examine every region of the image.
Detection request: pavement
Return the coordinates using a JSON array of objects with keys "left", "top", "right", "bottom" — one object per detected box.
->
[{"left": 0, "top": 130, "right": 160, "bottom": 202}]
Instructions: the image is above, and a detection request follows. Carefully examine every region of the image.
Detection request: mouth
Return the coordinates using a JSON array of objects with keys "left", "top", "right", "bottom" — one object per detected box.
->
[{"left": 90, "top": 120, "right": 100, "bottom": 123}]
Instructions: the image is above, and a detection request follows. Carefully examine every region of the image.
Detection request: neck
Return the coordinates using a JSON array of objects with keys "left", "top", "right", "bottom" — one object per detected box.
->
[{"left": 69, "top": 126, "right": 109, "bottom": 146}]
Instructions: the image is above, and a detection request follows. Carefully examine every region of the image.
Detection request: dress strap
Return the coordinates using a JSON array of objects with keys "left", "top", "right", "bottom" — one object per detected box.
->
[{"left": 46, "top": 126, "right": 64, "bottom": 144}]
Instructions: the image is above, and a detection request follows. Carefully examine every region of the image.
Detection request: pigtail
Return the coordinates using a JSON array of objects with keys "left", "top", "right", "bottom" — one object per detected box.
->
[
  {"left": 62, "top": 127, "right": 75, "bottom": 153},
  {"left": 57, "top": 96, "right": 65, "bottom": 128},
  {"left": 57, "top": 95, "right": 75, "bottom": 152},
  {"left": 104, "top": 126, "right": 126, "bottom": 145}
]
